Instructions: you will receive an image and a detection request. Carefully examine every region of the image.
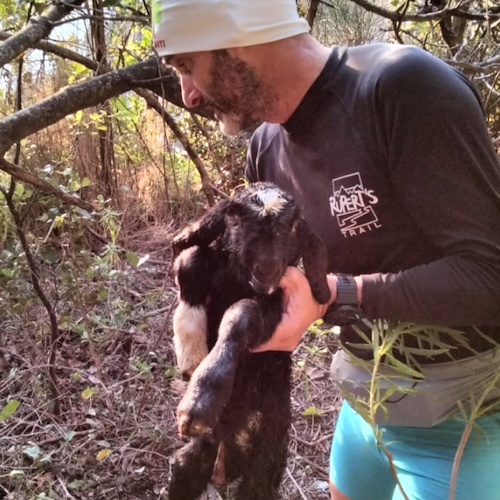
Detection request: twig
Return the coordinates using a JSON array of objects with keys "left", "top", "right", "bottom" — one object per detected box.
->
[
  {"left": 448, "top": 421, "right": 472, "bottom": 500},
  {"left": 57, "top": 476, "right": 78, "bottom": 500},
  {"left": 153, "top": 298, "right": 178, "bottom": 350},
  {"left": 286, "top": 467, "right": 309, "bottom": 500},
  {"left": 142, "top": 305, "right": 175, "bottom": 318},
  {"left": 290, "top": 449, "right": 329, "bottom": 476},
  {"left": 293, "top": 432, "right": 333, "bottom": 447}
]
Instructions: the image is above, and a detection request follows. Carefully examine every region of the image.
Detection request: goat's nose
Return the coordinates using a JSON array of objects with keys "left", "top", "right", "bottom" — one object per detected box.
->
[
  {"left": 180, "top": 75, "right": 202, "bottom": 109},
  {"left": 254, "top": 260, "right": 281, "bottom": 281}
]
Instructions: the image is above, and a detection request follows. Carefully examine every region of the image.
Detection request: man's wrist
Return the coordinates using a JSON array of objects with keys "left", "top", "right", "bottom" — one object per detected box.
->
[
  {"left": 354, "top": 275, "right": 363, "bottom": 305},
  {"left": 324, "top": 274, "right": 363, "bottom": 325},
  {"left": 325, "top": 274, "right": 363, "bottom": 306}
]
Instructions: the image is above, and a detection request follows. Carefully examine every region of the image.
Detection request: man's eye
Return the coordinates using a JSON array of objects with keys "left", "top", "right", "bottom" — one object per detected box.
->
[{"left": 176, "top": 63, "right": 191, "bottom": 75}]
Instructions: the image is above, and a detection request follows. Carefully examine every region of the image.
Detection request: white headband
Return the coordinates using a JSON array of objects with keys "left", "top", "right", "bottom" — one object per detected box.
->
[{"left": 152, "top": 0, "right": 310, "bottom": 57}]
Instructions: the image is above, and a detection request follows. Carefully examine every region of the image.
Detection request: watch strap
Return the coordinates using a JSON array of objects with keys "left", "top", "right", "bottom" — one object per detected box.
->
[{"left": 335, "top": 274, "right": 358, "bottom": 307}]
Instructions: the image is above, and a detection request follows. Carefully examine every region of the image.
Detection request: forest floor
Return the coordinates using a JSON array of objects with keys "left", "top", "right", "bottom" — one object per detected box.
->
[{"left": 0, "top": 225, "right": 342, "bottom": 500}]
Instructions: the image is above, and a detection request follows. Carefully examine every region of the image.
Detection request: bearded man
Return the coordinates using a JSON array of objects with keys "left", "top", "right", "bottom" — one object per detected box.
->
[{"left": 152, "top": 2, "right": 500, "bottom": 499}]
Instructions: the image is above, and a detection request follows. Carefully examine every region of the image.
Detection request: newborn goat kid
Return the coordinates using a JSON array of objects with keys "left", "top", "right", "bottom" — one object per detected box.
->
[{"left": 169, "top": 182, "right": 330, "bottom": 500}]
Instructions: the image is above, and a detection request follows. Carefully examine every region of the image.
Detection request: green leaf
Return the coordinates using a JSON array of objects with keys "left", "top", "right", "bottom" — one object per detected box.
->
[
  {"left": 0, "top": 399, "right": 20, "bottom": 422},
  {"left": 64, "top": 430, "right": 76, "bottom": 442},
  {"left": 13, "top": 183, "right": 24, "bottom": 200},
  {"left": 81, "top": 177, "right": 92, "bottom": 188},
  {"left": 23, "top": 445, "right": 41, "bottom": 460},
  {"left": 74, "top": 110, "right": 83, "bottom": 123},
  {"left": 81, "top": 387, "right": 97, "bottom": 400},
  {"left": 53, "top": 215, "right": 65, "bottom": 228},
  {"left": 385, "top": 354, "right": 425, "bottom": 379},
  {"left": 68, "top": 480, "right": 85, "bottom": 490},
  {"left": 126, "top": 251, "right": 139, "bottom": 267},
  {"left": 40, "top": 247, "right": 61, "bottom": 264},
  {"left": 301, "top": 405, "right": 324, "bottom": 417}
]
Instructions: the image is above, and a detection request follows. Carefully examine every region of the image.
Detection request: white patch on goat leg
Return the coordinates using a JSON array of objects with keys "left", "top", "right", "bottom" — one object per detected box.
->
[
  {"left": 234, "top": 411, "right": 263, "bottom": 453},
  {"left": 173, "top": 301, "right": 208, "bottom": 378},
  {"left": 249, "top": 187, "right": 289, "bottom": 217}
]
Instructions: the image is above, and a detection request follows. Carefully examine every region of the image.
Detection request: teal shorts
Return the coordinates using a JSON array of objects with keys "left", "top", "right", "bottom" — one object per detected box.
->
[{"left": 330, "top": 401, "right": 500, "bottom": 500}]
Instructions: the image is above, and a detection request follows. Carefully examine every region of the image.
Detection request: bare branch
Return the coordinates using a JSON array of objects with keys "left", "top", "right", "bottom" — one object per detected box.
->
[
  {"left": 1, "top": 186, "right": 62, "bottom": 414},
  {"left": 135, "top": 88, "right": 216, "bottom": 207},
  {"left": 0, "top": 58, "right": 212, "bottom": 156},
  {"left": 0, "top": 157, "right": 95, "bottom": 212},
  {"left": 326, "top": 0, "right": 500, "bottom": 23},
  {"left": 306, "top": 0, "right": 321, "bottom": 27},
  {"left": 51, "top": 13, "right": 149, "bottom": 26},
  {"left": 0, "top": 31, "right": 100, "bottom": 70},
  {"left": 0, "top": 34, "right": 214, "bottom": 124},
  {"left": 0, "top": 0, "right": 85, "bottom": 68}
]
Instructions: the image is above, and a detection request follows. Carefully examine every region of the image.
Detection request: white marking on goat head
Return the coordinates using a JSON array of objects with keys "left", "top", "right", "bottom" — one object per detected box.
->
[{"left": 248, "top": 187, "right": 289, "bottom": 217}]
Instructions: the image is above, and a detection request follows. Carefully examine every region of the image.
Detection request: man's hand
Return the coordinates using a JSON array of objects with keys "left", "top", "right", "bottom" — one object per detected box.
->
[{"left": 252, "top": 266, "right": 337, "bottom": 352}]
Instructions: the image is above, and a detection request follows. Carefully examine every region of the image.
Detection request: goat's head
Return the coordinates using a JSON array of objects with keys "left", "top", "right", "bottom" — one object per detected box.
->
[
  {"left": 172, "top": 182, "right": 331, "bottom": 303},
  {"left": 222, "top": 183, "right": 302, "bottom": 295}
]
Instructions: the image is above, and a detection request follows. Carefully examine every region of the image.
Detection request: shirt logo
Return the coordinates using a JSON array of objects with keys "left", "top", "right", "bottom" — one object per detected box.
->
[{"left": 329, "top": 173, "right": 382, "bottom": 238}]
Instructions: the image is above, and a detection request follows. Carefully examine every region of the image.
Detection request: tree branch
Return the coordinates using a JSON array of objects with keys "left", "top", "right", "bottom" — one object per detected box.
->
[
  {"left": 51, "top": 13, "right": 149, "bottom": 26},
  {"left": 0, "top": 36, "right": 214, "bottom": 142},
  {"left": 0, "top": 157, "right": 95, "bottom": 212},
  {"left": 135, "top": 88, "right": 216, "bottom": 207},
  {"left": 0, "top": 57, "right": 213, "bottom": 156},
  {"left": 0, "top": 0, "right": 85, "bottom": 68},
  {"left": 0, "top": 30, "right": 101, "bottom": 70},
  {"left": 327, "top": 0, "right": 500, "bottom": 23},
  {"left": 306, "top": 0, "right": 321, "bottom": 27}
]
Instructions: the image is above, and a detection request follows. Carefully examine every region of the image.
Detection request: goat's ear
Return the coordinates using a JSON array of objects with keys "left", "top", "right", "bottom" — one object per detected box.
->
[
  {"left": 172, "top": 199, "right": 232, "bottom": 259},
  {"left": 296, "top": 218, "right": 331, "bottom": 305}
]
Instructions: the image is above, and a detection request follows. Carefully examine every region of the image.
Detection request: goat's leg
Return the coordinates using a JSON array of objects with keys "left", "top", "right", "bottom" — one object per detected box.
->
[
  {"left": 229, "top": 358, "right": 291, "bottom": 500},
  {"left": 173, "top": 246, "right": 214, "bottom": 379},
  {"left": 233, "top": 435, "right": 288, "bottom": 500},
  {"left": 169, "top": 434, "right": 218, "bottom": 500},
  {"left": 177, "top": 295, "right": 282, "bottom": 437}
]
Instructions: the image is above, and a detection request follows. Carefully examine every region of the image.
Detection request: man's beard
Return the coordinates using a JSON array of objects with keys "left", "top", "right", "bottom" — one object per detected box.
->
[
  {"left": 205, "top": 50, "right": 277, "bottom": 136},
  {"left": 213, "top": 109, "right": 262, "bottom": 136}
]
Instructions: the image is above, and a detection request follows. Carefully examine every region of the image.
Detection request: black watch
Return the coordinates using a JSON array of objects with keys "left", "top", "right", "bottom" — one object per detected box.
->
[{"left": 324, "top": 274, "right": 363, "bottom": 326}]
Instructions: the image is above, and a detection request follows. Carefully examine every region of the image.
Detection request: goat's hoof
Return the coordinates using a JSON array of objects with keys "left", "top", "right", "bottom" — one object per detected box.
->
[{"left": 177, "top": 410, "right": 212, "bottom": 437}]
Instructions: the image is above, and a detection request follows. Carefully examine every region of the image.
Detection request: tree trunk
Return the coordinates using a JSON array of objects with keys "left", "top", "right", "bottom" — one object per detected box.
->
[{"left": 91, "top": 0, "right": 116, "bottom": 199}]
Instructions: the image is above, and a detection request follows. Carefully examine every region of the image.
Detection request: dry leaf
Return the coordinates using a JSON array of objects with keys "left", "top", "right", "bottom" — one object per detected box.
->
[{"left": 96, "top": 449, "right": 112, "bottom": 461}]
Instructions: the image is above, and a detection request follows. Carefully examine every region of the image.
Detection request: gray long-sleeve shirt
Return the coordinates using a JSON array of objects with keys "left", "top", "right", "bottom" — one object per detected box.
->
[{"left": 246, "top": 43, "right": 500, "bottom": 359}]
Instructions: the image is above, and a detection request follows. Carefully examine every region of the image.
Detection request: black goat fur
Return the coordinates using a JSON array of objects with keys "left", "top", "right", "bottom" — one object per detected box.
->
[{"left": 169, "top": 182, "right": 331, "bottom": 500}]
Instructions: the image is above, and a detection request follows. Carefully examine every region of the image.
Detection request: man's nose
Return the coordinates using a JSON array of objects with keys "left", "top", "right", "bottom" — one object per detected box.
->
[{"left": 180, "top": 75, "right": 202, "bottom": 108}]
